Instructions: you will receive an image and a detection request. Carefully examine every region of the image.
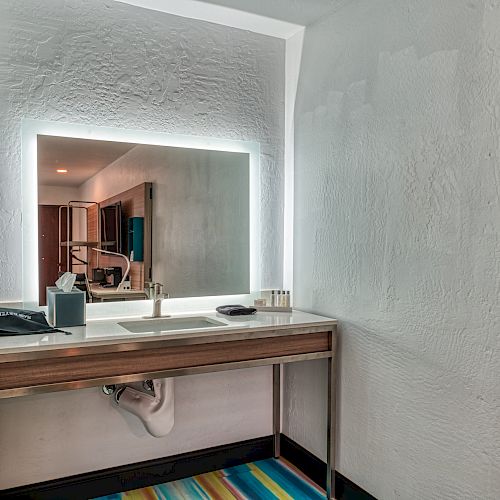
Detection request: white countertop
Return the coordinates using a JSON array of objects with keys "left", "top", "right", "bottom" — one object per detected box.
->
[{"left": 0, "top": 309, "right": 336, "bottom": 356}]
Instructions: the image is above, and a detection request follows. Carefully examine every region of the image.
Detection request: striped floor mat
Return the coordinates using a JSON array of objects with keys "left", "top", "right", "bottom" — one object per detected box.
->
[{"left": 93, "top": 458, "right": 325, "bottom": 499}]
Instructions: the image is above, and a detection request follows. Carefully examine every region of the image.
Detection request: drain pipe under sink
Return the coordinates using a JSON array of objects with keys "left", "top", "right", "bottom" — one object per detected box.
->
[{"left": 113, "top": 378, "right": 175, "bottom": 437}]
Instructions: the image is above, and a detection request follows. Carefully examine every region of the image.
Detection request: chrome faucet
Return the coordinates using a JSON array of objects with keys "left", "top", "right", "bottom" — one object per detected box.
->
[{"left": 145, "top": 282, "right": 170, "bottom": 318}]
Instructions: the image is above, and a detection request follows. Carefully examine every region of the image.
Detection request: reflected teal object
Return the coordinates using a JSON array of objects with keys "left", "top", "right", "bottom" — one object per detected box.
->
[{"left": 128, "top": 217, "right": 144, "bottom": 262}]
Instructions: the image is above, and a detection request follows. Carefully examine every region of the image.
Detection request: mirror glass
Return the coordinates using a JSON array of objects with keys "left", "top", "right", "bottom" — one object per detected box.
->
[{"left": 37, "top": 135, "right": 250, "bottom": 305}]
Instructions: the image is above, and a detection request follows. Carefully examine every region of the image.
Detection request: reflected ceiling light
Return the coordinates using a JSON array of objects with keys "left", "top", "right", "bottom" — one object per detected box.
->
[
  {"left": 56, "top": 168, "right": 68, "bottom": 173},
  {"left": 22, "top": 118, "right": 262, "bottom": 307}
]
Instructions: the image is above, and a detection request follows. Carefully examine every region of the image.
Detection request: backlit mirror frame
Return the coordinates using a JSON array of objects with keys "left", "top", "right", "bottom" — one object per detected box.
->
[{"left": 22, "top": 119, "right": 261, "bottom": 313}]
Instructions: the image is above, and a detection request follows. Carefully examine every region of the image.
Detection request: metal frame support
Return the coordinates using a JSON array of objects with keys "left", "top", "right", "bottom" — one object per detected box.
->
[
  {"left": 326, "top": 331, "right": 338, "bottom": 499},
  {"left": 273, "top": 363, "right": 281, "bottom": 458}
]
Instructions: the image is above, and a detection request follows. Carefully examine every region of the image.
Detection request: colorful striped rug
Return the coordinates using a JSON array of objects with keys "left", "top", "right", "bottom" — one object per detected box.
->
[{"left": 93, "top": 458, "right": 325, "bottom": 499}]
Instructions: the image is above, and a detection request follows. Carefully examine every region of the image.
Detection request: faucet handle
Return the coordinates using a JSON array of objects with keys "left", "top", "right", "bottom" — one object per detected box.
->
[
  {"left": 145, "top": 281, "right": 154, "bottom": 298},
  {"left": 144, "top": 282, "right": 168, "bottom": 300}
]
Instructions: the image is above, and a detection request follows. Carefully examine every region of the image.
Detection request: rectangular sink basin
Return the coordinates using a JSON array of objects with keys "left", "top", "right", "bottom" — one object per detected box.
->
[{"left": 118, "top": 316, "right": 226, "bottom": 334}]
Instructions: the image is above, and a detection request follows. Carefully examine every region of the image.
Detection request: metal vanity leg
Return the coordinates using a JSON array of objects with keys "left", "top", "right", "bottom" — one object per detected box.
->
[
  {"left": 326, "top": 332, "right": 338, "bottom": 499},
  {"left": 273, "top": 363, "right": 281, "bottom": 458}
]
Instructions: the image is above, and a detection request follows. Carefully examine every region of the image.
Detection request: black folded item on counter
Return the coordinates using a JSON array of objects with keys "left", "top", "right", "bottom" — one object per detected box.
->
[
  {"left": 216, "top": 305, "right": 257, "bottom": 316},
  {"left": 0, "top": 308, "right": 65, "bottom": 336}
]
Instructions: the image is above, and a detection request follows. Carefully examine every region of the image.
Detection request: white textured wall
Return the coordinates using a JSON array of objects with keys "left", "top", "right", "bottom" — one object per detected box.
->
[
  {"left": 80, "top": 145, "right": 250, "bottom": 297},
  {"left": 285, "top": 0, "right": 500, "bottom": 499},
  {"left": 0, "top": 369, "right": 272, "bottom": 487},
  {"left": 0, "top": 0, "right": 284, "bottom": 302},
  {"left": 0, "top": 0, "right": 283, "bottom": 488}
]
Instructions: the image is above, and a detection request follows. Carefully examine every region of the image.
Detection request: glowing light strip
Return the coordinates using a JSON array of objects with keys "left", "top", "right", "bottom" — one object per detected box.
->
[
  {"left": 283, "top": 30, "right": 304, "bottom": 294},
  {"left": 21, "top": 119, "right": 261, "bottom": 313}
]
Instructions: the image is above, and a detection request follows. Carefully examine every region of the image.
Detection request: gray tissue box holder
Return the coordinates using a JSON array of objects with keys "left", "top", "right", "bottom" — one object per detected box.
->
[{"left": 47, "top": 286, "right": 86, "bottom": 327}]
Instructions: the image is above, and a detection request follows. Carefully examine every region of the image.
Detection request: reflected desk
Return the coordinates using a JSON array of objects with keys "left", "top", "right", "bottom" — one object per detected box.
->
[{"left": 90, "top": 285, "right": 148, "bottom": 302}]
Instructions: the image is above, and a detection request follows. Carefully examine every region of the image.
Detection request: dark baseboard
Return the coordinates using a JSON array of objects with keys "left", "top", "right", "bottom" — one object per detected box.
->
[
  {"left": 280, "top": 434, "right": 377, "bottom": 500},
  {"left": 1, "top": 434, "right": 375, "bottom": 500},
  {"left": 1, "top": 436, "right": 273, "bottom": 500}
]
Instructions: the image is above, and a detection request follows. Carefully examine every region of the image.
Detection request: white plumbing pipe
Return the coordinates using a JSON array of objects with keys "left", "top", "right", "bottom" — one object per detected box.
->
[{"left": 116, "top": 378, "right": 175, "bottom": 437}]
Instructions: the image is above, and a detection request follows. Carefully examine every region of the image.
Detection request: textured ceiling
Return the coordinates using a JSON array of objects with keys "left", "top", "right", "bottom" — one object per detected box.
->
[
  {"left": 37, "top": 136, "right": 136, "bottom": 188},
  {"left": 197, "top": 0, "right": 347, "bottom": 26}
]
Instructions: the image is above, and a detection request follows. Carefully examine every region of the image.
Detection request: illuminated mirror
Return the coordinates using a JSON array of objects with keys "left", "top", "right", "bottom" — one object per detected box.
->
[{"left": 36, "top": 134, "right": 251, "bottom": 305}]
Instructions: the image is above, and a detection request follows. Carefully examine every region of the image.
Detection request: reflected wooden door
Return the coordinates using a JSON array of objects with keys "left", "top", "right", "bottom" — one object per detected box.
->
[{"left": 38, "top": 205, "right": 70, "bottom": 306}]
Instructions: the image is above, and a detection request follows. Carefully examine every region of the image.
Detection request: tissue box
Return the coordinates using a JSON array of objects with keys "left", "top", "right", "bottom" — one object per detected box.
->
[{"left": 46, "top": 286, "right": 86, "bottom": 327}]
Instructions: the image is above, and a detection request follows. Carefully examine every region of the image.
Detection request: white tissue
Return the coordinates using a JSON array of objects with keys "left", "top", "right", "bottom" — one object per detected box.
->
[{"left": 55, "top": 272, "right": 77, "bottom": 293}]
